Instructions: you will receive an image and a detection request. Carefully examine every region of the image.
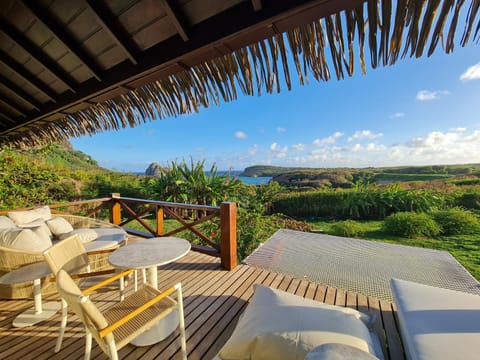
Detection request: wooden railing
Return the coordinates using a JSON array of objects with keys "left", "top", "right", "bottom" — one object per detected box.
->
[{"left": 1, "top": 194, "right": 237, "bottom": 270}]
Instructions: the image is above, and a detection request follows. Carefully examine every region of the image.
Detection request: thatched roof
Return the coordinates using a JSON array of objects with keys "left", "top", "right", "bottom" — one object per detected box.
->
[{"left": 1, "top": 0, "right": 479, "bottom": 148}]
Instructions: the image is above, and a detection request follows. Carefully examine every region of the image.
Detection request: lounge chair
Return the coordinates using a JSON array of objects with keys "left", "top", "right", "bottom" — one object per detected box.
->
[
  {"left": 55, "top": 268, "right": 187, "bottom": 360},
  {"left": 43, "top": 234, "right": 122, "bottom": 353}
]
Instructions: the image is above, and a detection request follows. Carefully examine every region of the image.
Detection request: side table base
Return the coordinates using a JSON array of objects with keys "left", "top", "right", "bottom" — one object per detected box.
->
[{"left": 13, "top": 301, "right": 61, "bottom": 328}]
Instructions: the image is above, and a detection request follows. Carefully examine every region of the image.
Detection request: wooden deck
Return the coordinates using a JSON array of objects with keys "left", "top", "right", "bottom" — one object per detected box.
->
[{"left": 0, "top": 251, "right": 405, "bottom": 360}]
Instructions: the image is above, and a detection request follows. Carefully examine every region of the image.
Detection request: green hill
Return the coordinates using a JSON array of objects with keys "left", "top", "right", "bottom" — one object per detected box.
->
[{"left": 0, "top": 142, "right": 150, "bottom": 210}]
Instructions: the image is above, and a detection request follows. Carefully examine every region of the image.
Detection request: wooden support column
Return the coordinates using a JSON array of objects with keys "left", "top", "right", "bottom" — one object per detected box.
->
[
  {"left": 156, "top": 206, "right": 164, "bottom": 236},
  {"left": 110, "top": 193, "right": 121, "bottom": 225},
  {"left": 220, "top": 202, "right": 237, "bottom": 270}
]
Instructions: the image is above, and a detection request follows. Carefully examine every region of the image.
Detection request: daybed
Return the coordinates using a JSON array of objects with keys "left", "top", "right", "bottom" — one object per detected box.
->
[
  {"left": 0, "top": 206, "right": 127, "bottom": 299},
  {"left": 391, "top": 278, "right": 480, "bottom": 360}
]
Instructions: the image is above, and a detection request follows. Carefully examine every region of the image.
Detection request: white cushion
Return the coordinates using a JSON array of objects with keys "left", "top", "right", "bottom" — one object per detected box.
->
[
  {"left": 46, "top": 217, "right": 74, "bottom": 236},
  {"left": 391, "top": 278, "right": 480, "bottom": 360},
  {"left": 0, "top": 216, "right": 16, "bottom": 229},
  {"left": 305, "top": 343, "right": 380, "bottom": 360},
  {"left": 218, "top": 285, "right": 382, "bottom": 360},
  {"left": 0, "top": 228, "right": 52, "bottom": 252},
  {"left": 30, "top": 223, "right": 53, "bottom": 243},
  {"left": 59, "top": 228, "right": 98, "bottom": 243},
  {"left": 8, "top": 206, "right": 52, "bottom": 225}
]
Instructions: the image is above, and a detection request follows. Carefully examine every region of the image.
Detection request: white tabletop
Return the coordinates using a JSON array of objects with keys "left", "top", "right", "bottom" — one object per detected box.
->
[
  {"left": 108, "top": 237, "right": 191, "bottom": 270},
  {"left": 0, "top": 262, "right": 52, "bottom": 284}
]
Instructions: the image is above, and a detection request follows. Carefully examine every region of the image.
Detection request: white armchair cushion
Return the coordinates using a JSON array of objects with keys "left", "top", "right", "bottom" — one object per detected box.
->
[
  {"left": 46, "top": 216, "right": 74, "bottom": 236},
  {"left": 0, "top": 216, "right": 16, "bottom": 229},
  {"left": 218, "top": 285, "right": 382, "bottom": 360},
  {"left": 0, "top": 228, "right": 52, "bottom": 252},
  {"left": 8, "top": 206, "right": 52, "bottom": 225}
]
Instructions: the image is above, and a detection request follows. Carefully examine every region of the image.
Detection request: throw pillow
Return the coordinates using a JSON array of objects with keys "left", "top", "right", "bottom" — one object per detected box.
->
[
  {"left": 305, "top": 343, "right": 380, "bottom": 360},
  {"left": 0, "top": 216, "right": 16, "bottom": 229},
  {"left": 218, "top": 285, "right": 381, "bottom": 360},
  {"left": 0, "top": 228, "right": 52, "bottom": 252},
  {"left": 46, "top": 217, "right": 74, "bottom": 236},
  {"left": 8, "top": 206, "right": 52, "bottom": 225}
]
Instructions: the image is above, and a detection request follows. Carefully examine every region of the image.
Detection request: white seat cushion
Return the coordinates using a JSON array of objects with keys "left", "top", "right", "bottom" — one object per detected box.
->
[
  {"left": 390, "top": 278, "right": 480, "bottom": 360},
  {"left": 218, "top": 284, "right": 383, "bottom": 360}
]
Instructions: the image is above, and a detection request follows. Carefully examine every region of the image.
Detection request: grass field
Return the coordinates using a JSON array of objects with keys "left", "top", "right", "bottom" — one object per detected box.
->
[{"left": 306, "top": 219, "right": 480, "bottom": 281}]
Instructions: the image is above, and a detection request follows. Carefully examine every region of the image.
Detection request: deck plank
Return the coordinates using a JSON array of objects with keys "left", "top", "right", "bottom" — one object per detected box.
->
[{"left": 0, "top": 251, "right": 405, "bottom": 360}]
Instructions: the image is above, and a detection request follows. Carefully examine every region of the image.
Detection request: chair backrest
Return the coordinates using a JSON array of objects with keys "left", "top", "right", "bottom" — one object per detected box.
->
[
  {"left": 56, "top": 269, "right": 115, "bottom": 355},
  {"left": 43, "top": 234, "right": 89, "bottom": 275}
]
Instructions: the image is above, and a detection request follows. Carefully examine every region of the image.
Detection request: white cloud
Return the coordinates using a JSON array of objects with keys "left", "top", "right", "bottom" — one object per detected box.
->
[
  {"left": 291, "top": 143, "right": 305, "bottom": 151},
  {"left": 409, "top": 131, "right": 460, "bottom": 148},
  {"left": 313, "top": 132, "right": 343, "bottom": 146},
  {"left": 234, "top": 131, "right": 248, "bottom": 139},
  {"left": 348, "top": 130, "right": 383, "bottom": 142},
  {"left": 390, "top": 112, "right": 405, "bottom": 119},
  {"left": 366, "top": 143, "right": 386, "bottom": 151},
  {"left": 416, "top": 90, "right": 449, "bottom": 101},
  {"left": 449, "top": 127, "right": 467, "bottom": 132},
  {"left": 277, "top": 127, "right": 287, "bottom": 133},
  {"left": 460, "top": 63, "right": 480, "bottom": 81},
  {"left": 248, "top": 144, "right": 258, "bottom": 155},
  {"left": 352, "top": 144, "right": 363, "bottom": 152},
  {"left": 270, "top": 142, "right": 288, "bottom": 158}
]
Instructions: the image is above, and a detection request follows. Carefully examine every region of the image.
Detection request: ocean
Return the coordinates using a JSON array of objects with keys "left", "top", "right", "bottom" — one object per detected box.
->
[{"left": 131, "top": 170, "right": 271, "bottom": 186}]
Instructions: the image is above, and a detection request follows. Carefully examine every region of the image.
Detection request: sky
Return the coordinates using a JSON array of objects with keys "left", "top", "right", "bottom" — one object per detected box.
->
[{"left": 71, "top": 43, "right": 480, "bottom": 173}]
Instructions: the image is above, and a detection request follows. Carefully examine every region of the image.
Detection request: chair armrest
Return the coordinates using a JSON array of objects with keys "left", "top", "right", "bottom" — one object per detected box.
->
[
  {"left": 82, "top": 269, "right": 135, "bottom": 295},
  {"left": 99, "top": 283, "right": 180, "bottom": 338}
]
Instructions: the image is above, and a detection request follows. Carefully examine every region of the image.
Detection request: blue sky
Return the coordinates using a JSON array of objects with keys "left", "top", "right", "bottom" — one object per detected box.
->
[{"left": 71, "top": 44, "right": 480, "bottom": 172}]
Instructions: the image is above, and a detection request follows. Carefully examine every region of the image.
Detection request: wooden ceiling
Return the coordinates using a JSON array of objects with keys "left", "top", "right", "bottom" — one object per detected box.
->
[{"left": 0, "top": 0, "right": 478, "bottom": 147}]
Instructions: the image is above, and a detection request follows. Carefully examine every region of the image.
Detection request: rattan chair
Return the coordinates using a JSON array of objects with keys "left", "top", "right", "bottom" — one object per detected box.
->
[
  {"left": 56, "top": 268, "right": 187, "bottom": 360},
  {"left": 43, "top": 235, "right": 122, "bottom": 353}
]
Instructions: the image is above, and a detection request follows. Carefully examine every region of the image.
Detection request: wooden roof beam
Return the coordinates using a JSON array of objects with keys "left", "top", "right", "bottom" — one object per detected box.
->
[
  {"left": 0, "top": 19, "right": 77, "bottom": 93},
  {"left": 252, "top": 0, "right": 263, "bottom": 12},
  {"left": 0, "top": 50, "right": 57, "bottom": 102},
  {"left": 159, "top": 0, "right": 189, "bottom": 41},
  {"left": 0, "top": 94, "right": 26, "bottom": 117},
  {"left": 0, "top": 112, "right": 15, "bottom": 128},
  {"left": 21, "top": 0, "right": 103, "bottom": 81},
  {"left": 85, "top": 0, "right": 140, "bottom": 65},
  {"left": 0, "top": 74, "right": 42, "bottom": 110}
]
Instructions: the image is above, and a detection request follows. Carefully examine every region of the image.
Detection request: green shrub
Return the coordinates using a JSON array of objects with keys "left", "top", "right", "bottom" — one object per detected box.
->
[
  {"left": 383, "top": 212, "right": 440, "bottom": 238},
  {"left": 330, "top": 220, "right": 365, "bottom": 238},
  {"left": 432, "top": 208, "right": 480, "bottom": 235},
  {"left": 454, "top": 190, "right": 480, "bottom": 210},
  {"left": 272, "top": 191, "right": 346, "bottom": 218}
]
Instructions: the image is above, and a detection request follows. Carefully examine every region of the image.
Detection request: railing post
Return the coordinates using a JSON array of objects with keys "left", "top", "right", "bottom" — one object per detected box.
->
[
  {"left": 220, "top": 202, "right": 237, "bottom": 270},
  {"left": 110, "top": 193, "right": 121, "bottom": 225},
  {"left": 156, "top": 206, "right": 164, "bottom": 236}
]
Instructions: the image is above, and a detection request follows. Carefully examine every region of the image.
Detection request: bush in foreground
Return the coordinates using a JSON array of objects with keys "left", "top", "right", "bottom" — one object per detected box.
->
[
  {"left": 330, "top": 220, "right": 365, "bottom": 238},
  {"left": 432, "top": 208, "right": 480, "bottom": 235},
  {"left": 383, "top": 212, "right": 440, "bottom": 238}
]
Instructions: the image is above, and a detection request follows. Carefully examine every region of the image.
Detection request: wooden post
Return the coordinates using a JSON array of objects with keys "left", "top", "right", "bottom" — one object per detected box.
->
[
  {"left": 220, "top": 202, "right": 237, "bottom": 270},
  {"left": 110, "top": 193, "right": 121, "bottom": 225},
  {"left": 156, "top": 206, "right": 164, "bottom": 236}
]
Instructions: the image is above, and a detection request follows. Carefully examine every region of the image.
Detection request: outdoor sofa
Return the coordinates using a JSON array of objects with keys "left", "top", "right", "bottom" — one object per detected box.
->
[{"left": 0, "top": 206, "right": 127, "bottom": 299}]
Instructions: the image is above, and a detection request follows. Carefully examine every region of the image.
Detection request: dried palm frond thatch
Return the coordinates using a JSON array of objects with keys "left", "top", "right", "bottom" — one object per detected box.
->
[{"left": 6, "top": 0, "right": 480, "bottom": 148}]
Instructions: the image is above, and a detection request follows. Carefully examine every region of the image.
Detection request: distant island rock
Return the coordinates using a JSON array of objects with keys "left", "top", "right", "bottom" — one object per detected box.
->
[{"left": 145, "top": 162, "right": 164, "bottom": 177}]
